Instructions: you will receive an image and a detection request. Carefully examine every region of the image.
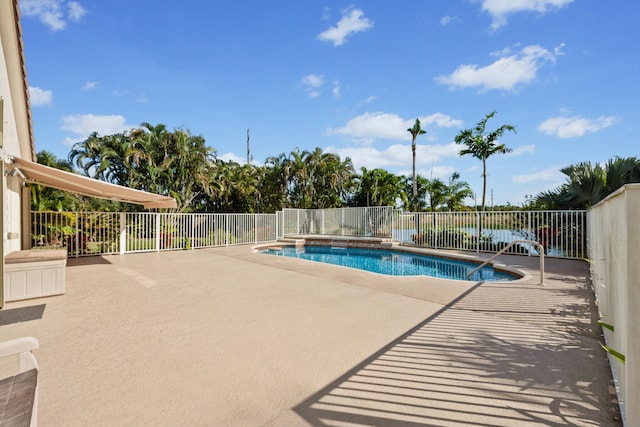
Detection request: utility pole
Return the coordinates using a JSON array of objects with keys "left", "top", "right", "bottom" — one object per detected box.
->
[
  {"left": 491, "top": 188, "right": 494, "bottom": 210},
  {"left": 246, "top": 128, "right": 250, "bottom": 165}
]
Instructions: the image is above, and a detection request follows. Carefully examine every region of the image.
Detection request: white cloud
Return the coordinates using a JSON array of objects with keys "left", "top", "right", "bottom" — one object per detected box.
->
[
  {"left": 430, "top": 165, "right": 458, "bottom": 180},
  {"left": 67, "top": 1, "right": 86, "bottom": 21},
  {"left": 357, "top": 96, "right": 377, "bottom": 106},
  {"left": 28, "top": 86, "right": 53, "bottom": 106},
  {"left": 301, "top": 74, "right": 323, "bottom": 87},
  {"left": 219, "top": 152, "right": 245, "bottom": 164},
  {"left": 328, "top": 142, "right": 460, "bottom": 172},
  {"left": 300, "top": 74, "right": 325, "bottom": 98},
  {"left": 435, "top": 44, "right": 559, "bottom": 91},
  {"left": 507, "top": 144, "right": 535, "bottom": 156},
  {"left": 421, "top": 112, "right": 464, "bottom": 128},
  {"left": 396, "top": 166, "right": 458, "bottom": 181},
  {"left": 512, "top": 166, "right": 565, "bottom": 184},
  {"left": 440, "top": 15, "right": 454, "bottom": 26},
  {"left": 553, "top": 43, "right": 566, "bottom": 57},
  {"left": 20, "top": 0, "right": 87, "bottom": 31},
  {"left": 481, "top": 0, "right": 574, "bottom": 30},
  {"left": 332, "top": 80, "right": 341, "bottom": 98},
  {"left": 329, "top": 111, "right": 463, "bottom": 144},
  {"left": 81, "top": 81, "right": 98, "bottom": 90},
  {"left": 330, "top": 112, "right": 407, "bottom": 142},
  {"left": 538, "top": 115, "right": 617, "bottom": 138},
  {"left": 317, "top": 7, "right": 373, "bottom": 46},
  {"left": 61, "top": 114, "right": 132, "bottom": 145},
  {"left": 321, "top": 6, "right": 331, "bottom": 21},
  {"left": 112, "top": 89, "right": 148, "bottom": 103}
]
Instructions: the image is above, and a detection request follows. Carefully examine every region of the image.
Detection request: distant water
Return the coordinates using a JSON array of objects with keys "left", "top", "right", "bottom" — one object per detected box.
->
[{"left": 393, "top": 228, "right": 564, "bottom": 256}]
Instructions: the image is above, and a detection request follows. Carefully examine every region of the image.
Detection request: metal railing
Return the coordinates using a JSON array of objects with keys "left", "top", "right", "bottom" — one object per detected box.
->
[
  {"left": 395, "top": 210, "right": 586, "bottom": 259},
  {"left": 31, "top": 211, "right": 123, "bottom": 256},
  {"left": 282, "top": 207, "right": 394, "bottom": 237},
  {"left": 466, "top": 240, "right": 545, "bottom": 285},
  {"left": 31, "top": 211, "right": 277, "bottom": 257},
  {"left": 30, "top": 207, "right": 586, "bottom": 259}
]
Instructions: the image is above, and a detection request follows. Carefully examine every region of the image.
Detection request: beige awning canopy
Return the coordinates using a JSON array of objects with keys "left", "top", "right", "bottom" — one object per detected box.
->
[{"left": 8, "top": 157, "right": 178, "bottom": 209}]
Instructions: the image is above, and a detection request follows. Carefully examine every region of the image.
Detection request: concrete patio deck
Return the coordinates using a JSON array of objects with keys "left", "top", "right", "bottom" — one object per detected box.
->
[{"left": 0, "top": 245, "right": 621, "bottom": 426}]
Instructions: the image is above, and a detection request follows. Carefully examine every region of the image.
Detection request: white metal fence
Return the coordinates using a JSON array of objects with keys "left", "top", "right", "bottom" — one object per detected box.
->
[
  {"left": 282, "top": 207, "right": 394, "bottom": 237},
  {"left": 31, "top": 207, "right": 586, "bottom": 259},
  {"left": 395, "top": 210, "right": 587, "bottom": 258},
  {"left": 31, "top": 211, "right": 277, "bottom": 257}
]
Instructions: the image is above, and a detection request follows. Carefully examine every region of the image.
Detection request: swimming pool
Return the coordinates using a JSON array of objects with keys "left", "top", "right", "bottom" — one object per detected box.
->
[{"left": 260, "top": 245, "right": 518, "bottom": 282}]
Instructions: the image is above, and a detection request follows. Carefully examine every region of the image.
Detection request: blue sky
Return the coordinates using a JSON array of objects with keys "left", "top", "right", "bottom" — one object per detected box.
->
[{"left": 20, "top": 0, "right": 639, "bottom": 207}]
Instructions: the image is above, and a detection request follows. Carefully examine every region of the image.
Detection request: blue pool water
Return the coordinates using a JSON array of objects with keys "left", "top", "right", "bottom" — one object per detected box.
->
[{"left": 261, "top": 246, "right": 518, "bottom": 282}]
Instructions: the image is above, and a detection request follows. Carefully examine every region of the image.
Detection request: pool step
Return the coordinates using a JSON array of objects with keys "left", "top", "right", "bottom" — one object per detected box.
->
[{"left": 279, "top": 235, "right": 397, "bottom": 250}]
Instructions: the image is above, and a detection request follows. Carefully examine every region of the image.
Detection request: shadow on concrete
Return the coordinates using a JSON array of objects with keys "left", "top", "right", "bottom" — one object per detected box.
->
[
  {"left": 294, "top": 278, "right": 621, "bottom": 426},
  {"left": 66, "top": 256, "right": 113, "bottom": 267},
  {"left": 0, "top": 304, "right": 45, "bottom": 326}
]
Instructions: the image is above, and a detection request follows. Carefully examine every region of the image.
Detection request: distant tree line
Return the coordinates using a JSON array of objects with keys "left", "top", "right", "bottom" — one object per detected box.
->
[
  {"left": 31, "top": 114, "right": 640, "bottom": 213},
  {"left": 32, "top": 122, "right": 476, "bottom": 212}
]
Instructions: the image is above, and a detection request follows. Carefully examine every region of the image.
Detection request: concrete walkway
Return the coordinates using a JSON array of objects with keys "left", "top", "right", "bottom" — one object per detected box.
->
[{"left": 0, "top": 246, "right": 621, "bottom": 426}]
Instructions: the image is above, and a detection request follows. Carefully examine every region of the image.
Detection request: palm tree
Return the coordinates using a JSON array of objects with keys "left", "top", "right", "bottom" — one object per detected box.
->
[
  {"left": 352, "top": 167, "right": 403, "bottom": 207},
  {"left": 263, "top": 153, "right": 291, "bottom": 211},
  {"left": 401, "top": 175, "right": 429, "bottom": 211},
  {"left": 561, "top": 162, "right": 606, "bottom": 208},
  {"left": 425, "top": 178, "right": 446, "bottom": 211},
  {"left": 535, "top": 160, "right": 622, "bottom": 209},
  {"left": 127, "top": 122, "right": 169, "bottom": 192},
  {"left": 532, "top": 157, "right": 640, "bottom": 210},
  {"left": 454, "top": 111, "right": 516, "bottom": 211},
  {"left": 287, "top": 148, "right": 308, "bottom": 208},
  {"left": 444, "top": 172, "right": 473, "bottom": 210},
  {"left": 32, "top": 151, "right": 86, "bottom": 211},
  {"left": 294, "top": 147, "right": 354, "bottom": 209},
  {"left": 604, "top": 156, "right": 640, "bottom": 195},
  {"left": 208, "top": 159, "right": 237, "bottom": 212},
  {"left": 407, "top": 119, "right": 427, "bottom": 211},
  {"left": 70, "top": 123, "right": 217, "bottom": 212}
]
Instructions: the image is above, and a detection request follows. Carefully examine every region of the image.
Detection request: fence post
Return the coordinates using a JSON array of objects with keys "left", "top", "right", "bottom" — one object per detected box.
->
[
  {"left": 391, "top": 208, "right": 395, "bottom": 241},
  {"left": 255, "top": 214, "right": 258, "bottom": 244},
  {"left": 527, "top": 211, "right": 532, "bottom": 256},
  {"left": 119, "top": 212, "right": 126, "bottom": 255},
  {"left": 476, "top": 211, "right": 480, "bottom": 253},
  {"left": 190, "top": 214, "right": 195, "bottom": 250},
  {"left": 367, "top": 208, "right": 371, "bottom": 237},
  {"left": 434, "top": 213, "right": 439, "bottom": 249},
  {"left": 154, "top": 213, "right": 161, "bottom": 252},
  {"left": 225, "top": 215, "right": 229, "bottom": 247},
  {"left": 74, "top": 212, "right": 79, "bottom": 258}
]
